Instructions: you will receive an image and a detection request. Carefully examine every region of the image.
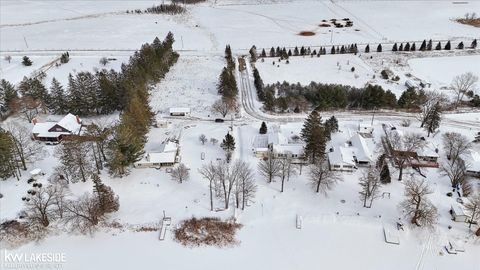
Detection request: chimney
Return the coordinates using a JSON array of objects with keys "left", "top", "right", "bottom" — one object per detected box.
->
[
  {"left": 32, "top": 118, "right": 37, "bottom": 125},
  {"left": 76, "top": 115, "right": 81, "bottom": 124}
]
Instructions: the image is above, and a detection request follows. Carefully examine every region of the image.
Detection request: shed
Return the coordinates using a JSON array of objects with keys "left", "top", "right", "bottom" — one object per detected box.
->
[
  {"left": 450, "top": 204, "right": 470, "bottom": 222},
  {"left": 169, "top": 107, "right": 191, "bottom": 116}
]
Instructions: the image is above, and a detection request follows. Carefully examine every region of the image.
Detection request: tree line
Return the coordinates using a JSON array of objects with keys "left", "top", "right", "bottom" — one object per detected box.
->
[{"left": 212, "top": 45, "right": 239, "bottom": 118}]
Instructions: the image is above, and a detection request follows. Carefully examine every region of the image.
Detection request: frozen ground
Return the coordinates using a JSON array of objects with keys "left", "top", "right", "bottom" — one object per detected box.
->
[{"left": 1, "top": 1, "right": 480, "bottom": 269}]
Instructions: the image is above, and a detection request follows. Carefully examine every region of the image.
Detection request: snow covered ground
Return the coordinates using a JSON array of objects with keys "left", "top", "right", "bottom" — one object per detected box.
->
[{"left": 1, "top": 1, "right": 480, "bottom": 269}]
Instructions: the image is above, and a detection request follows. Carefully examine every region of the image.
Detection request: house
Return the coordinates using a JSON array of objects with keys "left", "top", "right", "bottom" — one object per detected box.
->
[
  {"left": 417, "top": 142, "right": 439, "bottom": 163},
  {"left": 169, "top": 107, "right": 190, "bottom": 116},
  {"left": 252, "top": 129, "right": 306, "bottom": 163},
  {"left": 135, "top": 141, "right": 179, "bottom": 168},
  {"left": 450, "top": 204, "right": 470, "bottom": 223},
  {"left": 463, "top": 150, "right": 480, "bottom": 177},
  {"left": 31, "top": 113, "right": 82, "bottom": 143},
  {"left": 327, "top": 146, "right": 356, "bottom": 171},
  {"left": 327, "top": 132, "right": 375, "bottom": 171}
]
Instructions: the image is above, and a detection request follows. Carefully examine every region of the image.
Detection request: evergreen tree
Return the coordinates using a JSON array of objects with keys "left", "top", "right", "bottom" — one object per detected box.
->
[
  {"left": 380, "top": 164, "right": 391, "bottom": 184},
  {"left": 427, "top": 39, "right": 433, "bottom": 50},
  {"left": 392, "top": 43, "right": 398, "bottom": 52},
  {"left": 0, "top": 79, "right": 18, "bottom": 118},
  {"left": 22, "top": 56, "right": 32, "bottom": 66},
  {"left": 420, "top": 40, "right": 427, "bottom": 51},
  {"left": 404, "top": 42, "right": 410, "bottom": 51},
  {"left": 377, "top": 44, "right": 382, "bottom": 52},
  {"left": 444, "top": 41, "right": 451, "bottom": 50},
  {"left": 331, "top": 46, "right": 336, "bottom": 54},
  {"left": 325, "top": 116, "right": 339, "bottom": 138},
  {"left": 457, "top": 41, "right": 464, "bottom": 49},
  {"left": 49, "top": 78, "right": 66, "bottom": 114},
  {"left": 18, "top": 77, "right": 49, "bottom": 107},
  {"left": 424, "top": 102, "right": 442, "bottom": 137},
  {"left": 294, "top": 47, "right": 299, "bottom": 56},
  {"left": 253, "top": 68, "right": 265, "bottom": 101},
  {"left": 264, "top": 91, "right": 275, "bottom": 111},
  {"left": 411, "top": 43, "right": 416, "bottom": 51},
  {"left": 269, "top": 47, "right": 275, "bottom": 57},
  {"left": 221, "top": 132, "right": 236, "bottom": 162},
  {"left": 225, "top": 45, "right": 235, "bottom": 71},
  {"left": 471, "top": 39, "right": 477, "bottom": 49},
  {"left": 92, "top": 174, "right": 119, "bottom": 214},
  {"left": 398, "top": 87, "right": 420, "bottom": 109},
  {"left": 301, "top": 111, "right": 327, "bottom": 163},
  {"left": 0, "top": 129, "right": 18, "bottom": 180},
  {"left": 261, "top": 48, "right": 266, "bottom": 58},
  {"left": 435, "top": 42, "right": 441, "bottom": 50},
  {"left": 398, "top": 43, "right": 403, "bottom": 51},
  {"left": 259, "top": 121, "right": 268, "bottom": 134},
  {"left": 249, "top": 45, "right": 257, "bottom": 62}
]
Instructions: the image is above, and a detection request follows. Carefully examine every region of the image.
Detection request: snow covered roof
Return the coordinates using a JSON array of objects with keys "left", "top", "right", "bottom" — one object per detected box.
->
[
  {"left": 169, "top": 107, "right": 190, "bottom": 113},
  {"left": 160, "top": 141, "right": 178, "bottom": 153},
  {"left": 146, "top": 152, "right": 176, "bottom": 164},
  {"left": 417, "top": 142, "right": 439, "bottom": 158},
  {"left": 56, "top": 113, "right": 82, "bottom": 134},
  {"left": 29, "top": 168, "right": 42, "bottom": 176},
  {"left": 272, "top": 144, "right": 304, "bottom": 155},
  {"left": 32, "top": 122, "right": 57, "bottom": 136},
  {"left": 328, "top": 147, "right": 356, "bottom": 166},
  {"left": 350, "top": 133, "right": 374, "bottom": 162},
  {"left": 451, "top": 204, "right": 469, "bottom": 217},
  {"left": 463, "top": 150, "right": 480, "bottom": 172},
  {"left": 252, "top": 134, "right": 269, "bottom": 149},
  {"left": 268, "top": 131, "right": 288, "bottom": 145}
]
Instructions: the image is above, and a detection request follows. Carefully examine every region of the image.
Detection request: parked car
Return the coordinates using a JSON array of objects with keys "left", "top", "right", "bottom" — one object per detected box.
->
[{"left": 215, "top": 118, "right": 224, "bottom": 123}]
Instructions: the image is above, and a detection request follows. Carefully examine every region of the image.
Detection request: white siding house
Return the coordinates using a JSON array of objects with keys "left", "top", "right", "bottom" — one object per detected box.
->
[{"left": 169, "top": 107, "right": 191, "bottom": 116}]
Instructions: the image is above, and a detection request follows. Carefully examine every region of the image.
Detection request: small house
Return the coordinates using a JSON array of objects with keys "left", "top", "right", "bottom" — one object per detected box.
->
[
  {"left": 327, "top": 146, "right": 356, "bottom": 171},
  {"left": 463, "top": 150, "right": 480, "bottom": 177},
  {"left": 31, "top": 113, "right": 82, "bottom": 143},
  {"left": 135, "top": 141, "right": 179, "bottom": 168},
  {"left": 169, "top": 107, "right": 190, "bottom": 116},
  {"left": 450, "top": 204, "right": 470, "bottom": 223}
]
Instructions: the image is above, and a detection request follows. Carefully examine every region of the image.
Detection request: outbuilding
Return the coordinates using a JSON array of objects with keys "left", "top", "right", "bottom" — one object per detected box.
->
[
  {"left": 450, "top": 204, "right": 470, "bottom": 223},
  {"left": 169, "top": 107, "right": 191, "bottom": 116}
]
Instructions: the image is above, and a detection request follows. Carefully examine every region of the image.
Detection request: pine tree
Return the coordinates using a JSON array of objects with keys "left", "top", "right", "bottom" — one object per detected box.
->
[
  {"left": 420, "top": 40, "right": 427, "bottom": 51},
  {"left": 0, "top": 79, "right": 17, "bottom": 118},
  {"left": 380, "top": 164, "right": 391, "bottom": 184},
  {"left": 427, "top": 39, "right": 433, "bottom": 50},
  {"left": 325, "top": 116, "right": 339, "bottom": 138},
  {"left": 269, "top": 47, "right": 275, "bottom": 57},
  {"left": 261, "top": 49, "right": 266, "bottom": 58},
  {"left": 398, "top": 43, "right": 403, "bottom": 51},
  {"left": 377, "top": 44, "right": 382, "bottom": 52},
  {"left": 22, "top": 56, "right": 32, "bottom": 66},
  {"left": 411, "top": 43, "right": 416, "bottom": 51},
  {"left": 264, "top": 91, "right": 275, "bottom": 111},
  {"left": 294, "top": 47, "right": 299, "bottom": 56},
  {"left": 444, "top": 41, "right": 451, "bottom": 50},
  {"left": 365, "top": 44, "right": 370, "bottom": 53},
  {"left": 392, "top": 43, "right": 398, "bottom": 52},
  {"left": 424, "top": 102, "right": 442, "bottom": 137},
  {"left": 435, "top": 42, "right": 441, "bottom": 50},
  {"left": 253, "top": 68, "right": 265, "bottom": 101},
  {"left": 471, "top": 39, "right": 477, "bottom": 49},
  {"left": 457, "top": 42, "right": 464, "bottom": 49},
  {"left": 249, "top": 45, "right": 257, "bottom": 62},
  {"left": 331, "top": 46, "right": 336, "bottom": 54},
  {"left": 0, "top": 129, "right": 18, "bottom": 180},
  {"left": 221, "top": 132, "right": 235, "bottom": 162},
  {"left": 48, "top": 78, "right": 66, "bottom": 114},
  {"left": 259, "top": 121, "right": 267, "bottom": 134},
  {"left": 301, "top": 111, "right": 327, "bottom": 163},
  {"left": 404, "top": 42, "right": 410, "bottom": 51},
  {"left": 92, "top": 174, "right": 119, "bottom": 214}
]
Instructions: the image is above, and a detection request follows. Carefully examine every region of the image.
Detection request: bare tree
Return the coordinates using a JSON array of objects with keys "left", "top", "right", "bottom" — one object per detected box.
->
[
  {"left": 63, "top": 194, "right": 103, "bottom": 234},
  {"left": 388, "top": 132, "right": 425, "bottom": 181},
  {"left": 24, "top": 185, "right": 65, "bottom": 227},
  {"left": 99, "top": 57, "right": 109, "bottom": 66},
  {"left": 11, "top": 96, "right": 42, "bottom": 122},
  {"left": 258, "top": 150, "right": 281, "bottom": 183},
  {"left": 451, "top": 72, "right": 478, "bottom": 108},
  {"left": 309, "top": 159, "right": 342, "bottom": 194},
  {"left": 199, "top": 162, "right": 218, "bottom": 211},
  {"left": 199, "top": 134, "right": 207, "bottom": 145},
  {"left": 55, "top": 140, "right": 95, "bottom": 183},
  {"left": 5, "top": 122, "right": 44, "bottom": 171},
  {"left": 4, "top": 55, "right": 12, "bottom": 63},
  {"left": 210, "top": 138, "right": 218, "bottom": 145},
  {"left": 464, "top": 194, "right": 480, "bottom": 229},
  {"left": 233, "top": 161, "right": 256, "bottom": 210},
  {"left": 216, "top": 161, "right": 238, "bottom": 209},
  {"left": 171, "top": 163, "right": 190, "bottom": 183},
  {"left": 417, "top": 91, "right": 448, "bottom": 128},
  {"left": 442, "top": 132, "right": 471, "bottom": 164},
  {"left": 278, "top": 157, "right": 295, "bottom": 192},
  {"left": 211, "top": 99, "right": 230, "bottom": 118},
  {"left": 399, "top": 177, "right": 438, "bottom": 227},
  {"left": 440, "top": 157, "right": 468, "bottom": 188},
  {"left": 359, "top": 168, "right": 382, "bottom": 208}
]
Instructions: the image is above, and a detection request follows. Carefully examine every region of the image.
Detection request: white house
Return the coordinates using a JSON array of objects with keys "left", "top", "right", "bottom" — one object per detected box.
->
[
  {"left": 463, "top": 150, "right": 480, "bottom": 177},
  {"left": 252, "top": 129, "right": 306, "bottom": 163},
  {"left": 31, "top": 113, "right": 82, "bottom": 143},
  {"left": 135, "top": 141, "right": 179, "bottom": 168},
  {"left": 169, "top": 107, "right": 190, "bottom": 116},
  {"left": 450, "top": 204, "right": 470, "bottom": 223},
  {"left": 327, "top": 132, "right": 375, "bottom": 171}
]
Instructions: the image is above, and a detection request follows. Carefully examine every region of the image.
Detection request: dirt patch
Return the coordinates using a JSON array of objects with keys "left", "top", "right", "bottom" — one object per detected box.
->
[
  {"left": 298, "top": 31, "right": 316, "bottom": 36},
  {"left": 456, "top": 18, "right": 480, "bottom": 27},
  {"left": 174, "top": 217, "right": 242, "bottom": 247}
]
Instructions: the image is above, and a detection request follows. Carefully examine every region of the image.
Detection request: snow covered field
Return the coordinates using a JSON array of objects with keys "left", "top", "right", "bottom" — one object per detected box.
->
[{"left": 1, "top": 1, "right": 480, "bottom": 269}]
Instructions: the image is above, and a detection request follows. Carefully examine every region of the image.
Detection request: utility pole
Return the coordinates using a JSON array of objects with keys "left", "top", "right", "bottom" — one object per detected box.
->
[{"left": 371, "top": 106, "right": 377, "bottom": 126}]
